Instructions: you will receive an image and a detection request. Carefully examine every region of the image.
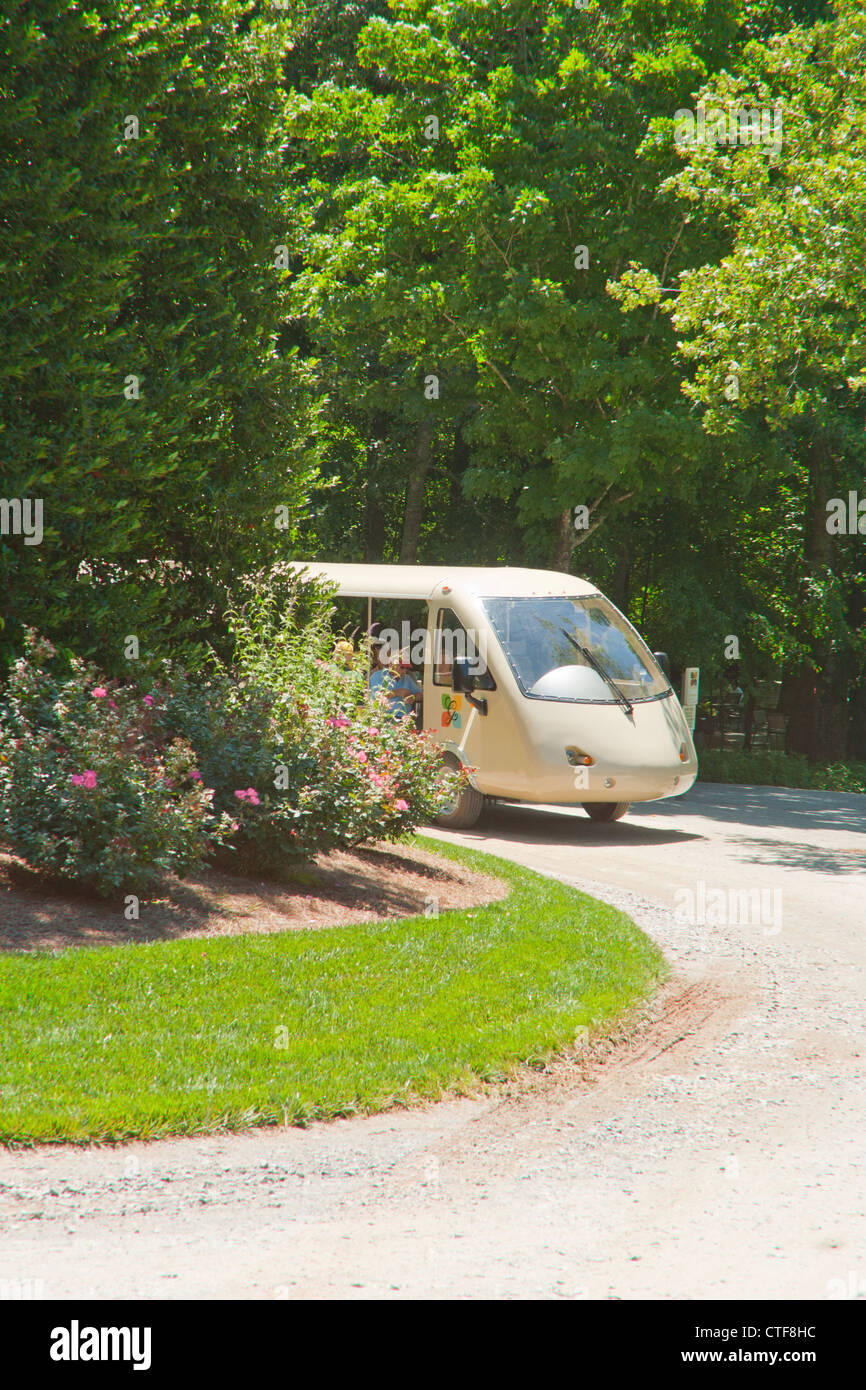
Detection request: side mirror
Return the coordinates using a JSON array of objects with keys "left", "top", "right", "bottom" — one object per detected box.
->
[
  {"left": 653, "top": 651, "right": 671, "bottom": 680},
  {"left": 452, "top": 658, "right": 487, "bottom": 715}
]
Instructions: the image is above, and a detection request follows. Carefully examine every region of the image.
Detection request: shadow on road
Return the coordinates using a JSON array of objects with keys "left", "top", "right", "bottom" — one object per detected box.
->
[
  {"left": 635, "top": 782, "right": 866, "bottom": 836},
  {"left": 451, "top": 800, "right": 704, "bottom": 849},
  {"left": 728, "top": 835, "right": 866, "bottom": 876}
]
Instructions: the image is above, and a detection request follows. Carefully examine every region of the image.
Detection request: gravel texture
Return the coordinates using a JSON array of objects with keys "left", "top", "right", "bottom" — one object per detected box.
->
[{"left": 1, "top": 783, "right": 864, "bottom": 1301}]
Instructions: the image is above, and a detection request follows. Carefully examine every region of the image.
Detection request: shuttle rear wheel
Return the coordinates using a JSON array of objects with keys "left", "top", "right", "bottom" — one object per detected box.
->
[
  {"left": 582, "top": 801, "right": 630, "bottom": 822},
  {"left": 434, "top": 753, "right": 485, "bottom": 829}
]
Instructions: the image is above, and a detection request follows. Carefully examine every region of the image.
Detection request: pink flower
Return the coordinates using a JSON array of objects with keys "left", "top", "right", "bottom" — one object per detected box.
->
[
  {"left": 395, "top": 799, "right": 409, "bottom": 812},
  {"left": 355, "top": 750, "right": 368, "bottom": 764},
  {"left": 233, "top": 787, "right": 260, "bottom": 805},
  {"left": 143, "top": 695, "right": 155, "bottom": 708},
  {"left": 71, "top": 770, "right": 97, "bottom": 789},
  {"left": 230, "top": 820, "right": 240, "bottom": 832},
  {"left": 368, "top": 771, "right": 386, "bottom": 787},
  {"left": 92, "top": 687, "right": 108, "bottom": 698},
  {"left": 108, "top": 699, "right": 118, "bottom": 711},
  {"left": 189, "top": 769, "right": 202, "bottom": 781},
  {"left": 70, "top": 773, "right": 84, "bottom": 786},
  {"left": 326, "top": 714, "right": 350, "bottom": 729},
  {"left": 367, "top": 727, "right": 380, "bottom": 737}
]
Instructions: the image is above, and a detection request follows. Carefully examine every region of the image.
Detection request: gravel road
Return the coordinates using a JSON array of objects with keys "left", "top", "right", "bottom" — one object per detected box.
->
[{"left": 1, "top": 782, "right": 864, "bottom": 1300}]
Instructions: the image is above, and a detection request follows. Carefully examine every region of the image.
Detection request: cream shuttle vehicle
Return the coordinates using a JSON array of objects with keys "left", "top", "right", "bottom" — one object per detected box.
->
[{"left": 291, "top": 563, "right": 698, "bottom": 829}]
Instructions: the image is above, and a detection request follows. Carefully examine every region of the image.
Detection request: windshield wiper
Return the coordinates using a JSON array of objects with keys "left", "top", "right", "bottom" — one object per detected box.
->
[{"left": 560, "top": 628, "right": 633, "bottom": 716}]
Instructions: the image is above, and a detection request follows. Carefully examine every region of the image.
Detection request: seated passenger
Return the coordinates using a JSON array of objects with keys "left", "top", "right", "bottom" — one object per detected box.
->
[{"left": 370, "top": 646, "right": 421, "bottom": 720}]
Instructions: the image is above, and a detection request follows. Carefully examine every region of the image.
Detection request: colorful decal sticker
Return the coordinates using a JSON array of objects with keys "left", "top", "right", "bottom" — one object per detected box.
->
[{"left": 440, "top": 694, "right": 462, "bottom": 728}]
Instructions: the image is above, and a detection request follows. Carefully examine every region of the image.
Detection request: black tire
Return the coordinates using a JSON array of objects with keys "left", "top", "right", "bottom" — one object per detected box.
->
[
  {"left": 582, "top": 801, "right": 630, "bottom": 822},
  {"left": 434, "top": 753, "right": 485, "bottom": 829}
]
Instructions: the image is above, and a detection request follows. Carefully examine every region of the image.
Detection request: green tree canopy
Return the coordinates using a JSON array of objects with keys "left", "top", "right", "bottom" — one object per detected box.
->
[
  {"left": 0, "top": 0, "right": 313, "bottom": 671},
  {"left": 627, "top": 0, "right": 866, "bottom": 756},
  {"left": 286, "top": 0, "right": 745, "bottom": 567}
]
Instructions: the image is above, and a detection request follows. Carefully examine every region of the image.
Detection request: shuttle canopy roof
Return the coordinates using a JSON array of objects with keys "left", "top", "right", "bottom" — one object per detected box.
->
[{"left": 288, "top": 562, "right": 598, "bottom": 602}]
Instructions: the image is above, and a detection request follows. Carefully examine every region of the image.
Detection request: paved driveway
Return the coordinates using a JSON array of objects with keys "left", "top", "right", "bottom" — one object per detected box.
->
[{"left": 1, "top": 784, "right": 864, "bottom": 1300}]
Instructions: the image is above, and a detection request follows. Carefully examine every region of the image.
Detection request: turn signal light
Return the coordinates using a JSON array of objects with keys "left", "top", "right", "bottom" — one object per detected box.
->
[
  {"left": 565, "top": 747, "right": 594, "bottom": 766},
  {"left": 678, "top": 742, "right": 688, "bottom": 762}
]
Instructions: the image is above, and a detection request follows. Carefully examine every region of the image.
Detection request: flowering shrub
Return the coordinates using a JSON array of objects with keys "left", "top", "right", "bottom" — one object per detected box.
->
[
  {"left": 212, "top": 576, "right": 451, "bottom": 869},
  {"left": 0, "top": 587, "right": 455, "bottom": 893},
  {"left": 160, "top": 656, "right": 448, "bottom": 877},
  {"left": 0, "top": 633, "right": 232, "bottom": 897}
]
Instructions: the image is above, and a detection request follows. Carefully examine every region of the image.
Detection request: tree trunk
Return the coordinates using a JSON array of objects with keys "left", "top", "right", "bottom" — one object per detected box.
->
[
  {"left": 783, "top": 674, "right": 848, "bottom": 761},
  {"left": 784, "top": 434, "right": 848, "bottom": 761},
  {"left": 743, "top": 691, "right": 756, "bottom": 751},
  {"left": 781, "top": 669, "right": 814, "bottom": 757},
  {"left": 818, "top": 692, "right": 849, "bottom": 761},
  {"left": 610, "top": 541, "right": 632, "bottom": 611},
  {"left": 847, "top": 680, "right": 866, "bottom": 760},
  {"left": 361, "top": 428, "right": 386, "bottom": 564},
  {"left": 552, "top": 507, "right": 576, "bottom": 572},
  {"left": 363, "top": 483, "right": 385, "bottom": 563},
  {"left": 399, "top": 419, "right": 433, "bottom": 564},
  {"left": 362, "top": 420, "right": 387, "bottom": 562}
]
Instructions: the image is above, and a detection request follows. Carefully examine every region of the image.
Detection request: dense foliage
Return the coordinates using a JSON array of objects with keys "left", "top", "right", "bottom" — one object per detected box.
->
[
  {"left": 1, "top": 0, "right": 862, "bottom": 763},
  {"left": 0, "top": 590, "right": 450, "bottom": 894},
  {"left": 280, "top": 0, "right": 863, "bottom": 759},
  {"left": 697, "top": 748, "right": 866, "bottom": 794},
  {"left": 163, "top": 578, "right": 451, "bottom": 875},
  {"left": 621, "top": 0, "right": 866, "bottom": 758},
  {"left": 0, "top": 0, "right": 315, "bottom": 670},
  {"left": 0, "top": 632, "right": 232, "bottom": 896}
]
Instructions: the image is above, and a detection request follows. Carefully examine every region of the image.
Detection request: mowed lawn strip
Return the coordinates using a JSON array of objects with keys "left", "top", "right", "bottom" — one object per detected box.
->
[{"left": 0, "top": 838, "right": 666, "bottom": 1144}]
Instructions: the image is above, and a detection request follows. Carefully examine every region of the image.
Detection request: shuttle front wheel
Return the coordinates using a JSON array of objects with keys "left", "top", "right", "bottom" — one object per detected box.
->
[
  {"left": 582, "top": 801, "right": 630, "bottom": 822},
  {"left": 434, "top": 753, "right": 485, "bottom": 829}
]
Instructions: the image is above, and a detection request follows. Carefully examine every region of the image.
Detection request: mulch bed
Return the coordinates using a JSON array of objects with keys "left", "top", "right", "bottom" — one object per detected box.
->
[{"left": 0, "top": 840, "right": 509, "bottom": 953}]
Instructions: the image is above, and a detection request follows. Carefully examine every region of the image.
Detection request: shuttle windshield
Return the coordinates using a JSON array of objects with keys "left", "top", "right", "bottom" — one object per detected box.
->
[{"left": 482, "top": 595, "right": 670, "bottom": 703}]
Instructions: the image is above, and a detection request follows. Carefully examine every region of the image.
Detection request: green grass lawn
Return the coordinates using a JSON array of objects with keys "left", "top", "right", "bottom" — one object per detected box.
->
[{"left": 0, "top": 837, "right": 666, "bottom": 1145}]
